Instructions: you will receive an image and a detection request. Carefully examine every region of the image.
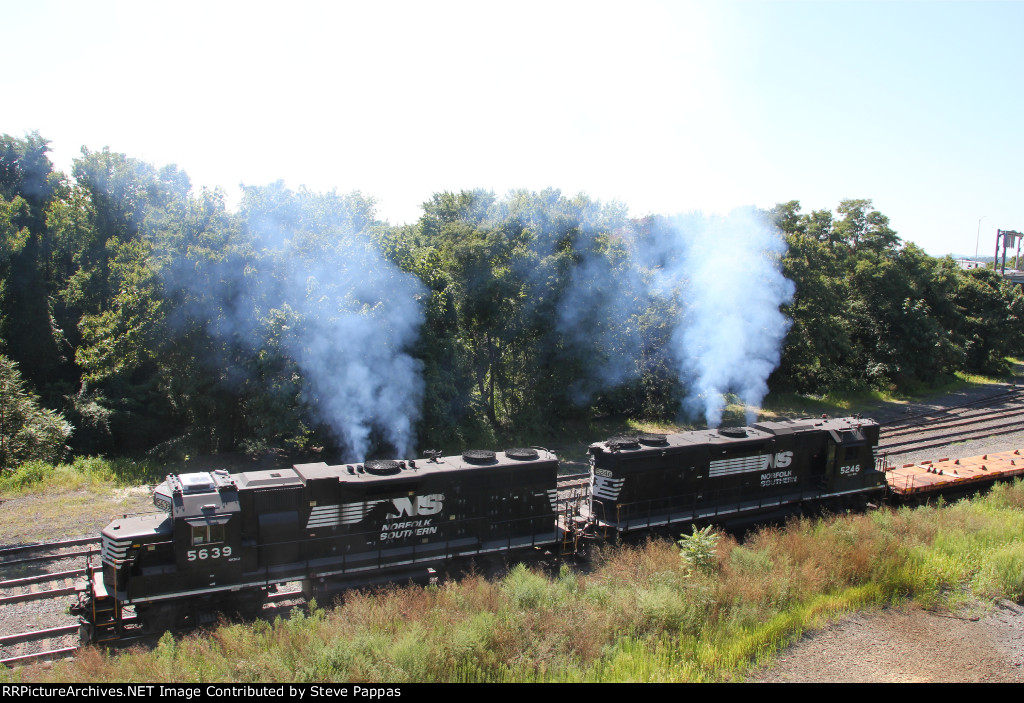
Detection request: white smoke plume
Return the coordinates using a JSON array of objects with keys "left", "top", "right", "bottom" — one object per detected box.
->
[
  {"left": 165, "top": 184, "right": 425, "bottom": 462},
  {"left": 280, "top": 236, "right": 426, "bottom": 461},
  {"left": 515, "top": 195, "right": 793, "bottom": 426},
  {"left": 646, "top": 209, "right": 794, "bottom": 427}
]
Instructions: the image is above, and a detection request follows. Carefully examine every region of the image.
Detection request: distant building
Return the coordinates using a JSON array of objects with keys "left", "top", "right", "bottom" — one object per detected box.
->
[{"left": 956, "top": 259, "right": 985, "bottom": 270}]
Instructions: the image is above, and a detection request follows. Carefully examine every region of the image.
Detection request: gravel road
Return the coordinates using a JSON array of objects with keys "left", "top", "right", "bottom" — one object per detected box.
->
[{"left": 748, "top": 602, "right": 1024, "bottom": 683}]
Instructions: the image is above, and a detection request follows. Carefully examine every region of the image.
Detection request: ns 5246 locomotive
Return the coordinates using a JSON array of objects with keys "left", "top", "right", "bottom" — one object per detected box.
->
[
  {"left": 74, "top": 417, "right": 884, "bottom": 643},
  {"left": 586, "top": 416, "right": 884, "bottom": 533}
]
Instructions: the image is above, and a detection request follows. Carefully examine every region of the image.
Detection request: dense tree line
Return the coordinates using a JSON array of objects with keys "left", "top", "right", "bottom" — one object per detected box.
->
[{"left": 1, "top": 132, "right": 1022, "bottom": 467}]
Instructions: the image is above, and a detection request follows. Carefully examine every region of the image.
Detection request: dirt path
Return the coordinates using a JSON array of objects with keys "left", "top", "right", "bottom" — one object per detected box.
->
[{"left": 749, "top": 601, "right": 1024, "bottom": 683}]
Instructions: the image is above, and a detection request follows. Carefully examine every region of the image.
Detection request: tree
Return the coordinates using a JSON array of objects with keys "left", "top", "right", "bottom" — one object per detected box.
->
[
  {"left": 0, "top": 355, "right": 72, "bottom": 469},
  {"left": 771, "top": 202, "right": 856, "bottom": 391},
  {"left": 949, "top": 268, "right": 1024, "bottom": 373},
  {"left": 834, "top": 198, "right": 900, "bottom": 253},
  {"left": 0, "top": 134, "right": 66, "bottom": 400}
]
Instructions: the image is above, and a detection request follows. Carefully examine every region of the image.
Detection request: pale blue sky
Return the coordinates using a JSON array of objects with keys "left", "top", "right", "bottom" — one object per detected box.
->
[{"left": 5, "top": 1, "right": 1022, "bottom": 256}]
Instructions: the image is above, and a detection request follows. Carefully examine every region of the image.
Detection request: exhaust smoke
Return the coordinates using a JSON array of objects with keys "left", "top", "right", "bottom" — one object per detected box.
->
[{"left": 649, "top": 209, "right": 794, "bottom": 427}]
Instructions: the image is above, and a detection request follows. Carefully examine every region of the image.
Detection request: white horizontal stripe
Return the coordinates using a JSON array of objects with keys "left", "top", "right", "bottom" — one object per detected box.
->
[{"left": 709, "top": 456, "right": 765, "bottom": 476}]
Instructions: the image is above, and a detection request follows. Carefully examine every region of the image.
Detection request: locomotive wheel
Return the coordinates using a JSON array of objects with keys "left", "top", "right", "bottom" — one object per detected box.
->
[{"left": 232, "top": 588, "right": 270, "bottom": 618}]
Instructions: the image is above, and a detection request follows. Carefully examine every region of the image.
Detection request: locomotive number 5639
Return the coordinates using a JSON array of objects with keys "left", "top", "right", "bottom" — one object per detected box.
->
[{"left": 187, "top": 546, "right": 233, "bottom": 561}]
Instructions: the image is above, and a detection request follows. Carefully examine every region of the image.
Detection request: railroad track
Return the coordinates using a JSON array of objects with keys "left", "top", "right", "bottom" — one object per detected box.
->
[
  {"left": 0, "top": 585, "right": 306, "bottom": 667},
  {"left": 879, "top": 388, "right": 1024, "bottom": 429},
  {"left": 0, "top": 537, "right": 102, "bottom": 667},
  {"left": 0, "top": 537, "right": 100, "bottom": 568},
  {"left": 0, "top": 570, "right": 84, "bottom": 605},
  {"left": 881, "top": 406, "right": 1024, "bottom": 440},
  {"left": 878, "top": 389, "right": 1024, "bottom": 457}
]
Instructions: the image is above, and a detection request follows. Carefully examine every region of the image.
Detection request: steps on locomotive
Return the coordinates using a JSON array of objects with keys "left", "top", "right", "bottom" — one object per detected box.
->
[{"left": 86, "top": 570, "right": 123, "bottom": 643}]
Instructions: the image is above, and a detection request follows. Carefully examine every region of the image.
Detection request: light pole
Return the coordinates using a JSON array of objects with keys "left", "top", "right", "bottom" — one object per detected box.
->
[{"left": 975, "top": 215, "right": 987, "bottom": 261}]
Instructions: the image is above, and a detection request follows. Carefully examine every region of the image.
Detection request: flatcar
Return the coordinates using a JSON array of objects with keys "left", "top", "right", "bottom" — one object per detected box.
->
[
  {"left": 586, "top": 416, "right": 885, "bottom": 533},
  {"left": 75, "top": 447, "right": 561, "bottom": 642}
]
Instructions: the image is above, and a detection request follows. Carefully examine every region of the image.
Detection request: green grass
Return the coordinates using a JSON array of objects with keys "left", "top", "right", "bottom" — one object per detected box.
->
[
  {"left": 7, "top": 479, "right": 1023, "bottom": 684},
  {"left": 0, "top": 456, "right": 161, "bottom": 497},
  {"left": 0, "top": 456, "right": 164, "bottom": 543},
  {"left": 762, "top": 362, "right": 1021, "bottom": 421}
]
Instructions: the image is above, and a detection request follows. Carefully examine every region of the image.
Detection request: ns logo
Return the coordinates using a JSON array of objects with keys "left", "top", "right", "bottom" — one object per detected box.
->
[
  {"left": 765, "top": 451, "right": 793, "bottom": 469},
  {"left": 386, "top": 494, "right": 444, "bottom": 518}
]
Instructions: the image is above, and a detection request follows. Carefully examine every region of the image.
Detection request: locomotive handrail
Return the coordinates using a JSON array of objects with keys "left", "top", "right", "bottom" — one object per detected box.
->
[
  {"left": 604, "top": 475, "right": 886, "bottom": 531},
  {"left": 105, "top": 513, "right": 564, "bottom": 599}
]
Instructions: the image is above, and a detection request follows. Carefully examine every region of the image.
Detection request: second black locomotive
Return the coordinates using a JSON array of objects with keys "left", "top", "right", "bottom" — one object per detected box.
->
[{"left": 587, "top": 416, "right": 884, "bottom": 533}]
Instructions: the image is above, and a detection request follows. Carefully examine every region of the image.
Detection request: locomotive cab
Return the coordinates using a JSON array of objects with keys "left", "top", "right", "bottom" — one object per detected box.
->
[
  {"left": 162, "top": 471, "right": 244, "bottom": 588},
  {"left": 821, "top": 422, "right": 884, "bottom": 492}
]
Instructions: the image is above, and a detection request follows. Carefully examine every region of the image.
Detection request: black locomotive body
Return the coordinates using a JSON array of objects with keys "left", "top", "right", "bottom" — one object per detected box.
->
[
  {"left": 83, "top": 448, "right": 560, "bottom": 639},
  {"left": 587, "top": 417, "right": 884, "bottom": 533}
]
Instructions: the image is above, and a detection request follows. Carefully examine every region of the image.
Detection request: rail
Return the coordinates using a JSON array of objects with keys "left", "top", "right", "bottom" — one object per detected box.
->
[
  {"left": 1, "top": 646, "right": 79, "bottom": 667},
  {"left": 879, "top": 419, "right": 1024, "bottom": 456},
  {"left": 0, "top": 568, "right": 85, "bottom": 590},
  {"left": 879, "top": 388, "right": 1023, "bottom": 428},
  {"left": 0, "top": 536, "right": 100, "bottom": 557}
]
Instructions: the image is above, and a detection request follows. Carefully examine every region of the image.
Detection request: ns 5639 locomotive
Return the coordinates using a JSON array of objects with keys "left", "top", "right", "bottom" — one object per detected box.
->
[
  {"left": 74, "top": 417, "right": 885, "bottom": 643},
  {"left": 74, "top": 448, "right": 562, "bottom": 643}
]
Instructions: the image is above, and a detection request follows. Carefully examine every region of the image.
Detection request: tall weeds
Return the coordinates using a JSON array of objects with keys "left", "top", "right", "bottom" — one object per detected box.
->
[{"left": 0, "top": 456, "right": 160, "bottom": 495}]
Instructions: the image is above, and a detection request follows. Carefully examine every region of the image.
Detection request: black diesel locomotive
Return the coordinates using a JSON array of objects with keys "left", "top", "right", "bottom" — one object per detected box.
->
[
  {"left": 75, "top": 417, "right": 883, "bottom": 643},
  {"left": 587, "top": 416, "right": 884, "bottom": 533},
  {"left": 76, "top": 448, "right": 561, "bottom": 642}
]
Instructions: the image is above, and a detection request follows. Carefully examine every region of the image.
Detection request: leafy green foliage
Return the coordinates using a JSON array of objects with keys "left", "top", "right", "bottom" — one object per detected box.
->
[
  {"left": 677, "top": 524, "right": 720, "bottom": 576},
  {"left": 772, "top": 199, "right": 1024, "bottom": 394},
  {"left": 0, "top": 355, "right": 71, "bottom": 469}
]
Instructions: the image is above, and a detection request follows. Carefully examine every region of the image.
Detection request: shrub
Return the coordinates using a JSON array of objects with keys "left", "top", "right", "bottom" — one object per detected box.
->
[
  {"left": 677, "top": 524, "right": 720, "bottom": 576},
  {"left": 0, "top": 355, "right": 72, "bottom": 469}
]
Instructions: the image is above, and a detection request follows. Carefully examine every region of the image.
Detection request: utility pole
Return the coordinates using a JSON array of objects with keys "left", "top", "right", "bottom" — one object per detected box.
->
[{"left": 976, "top": 215, "right": 986, "bottom": 260}]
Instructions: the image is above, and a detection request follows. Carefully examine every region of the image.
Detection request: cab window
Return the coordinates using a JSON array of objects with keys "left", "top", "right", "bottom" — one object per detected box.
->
[{"left": 191, "top": 523, "right": 226, "bottom": 545}]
